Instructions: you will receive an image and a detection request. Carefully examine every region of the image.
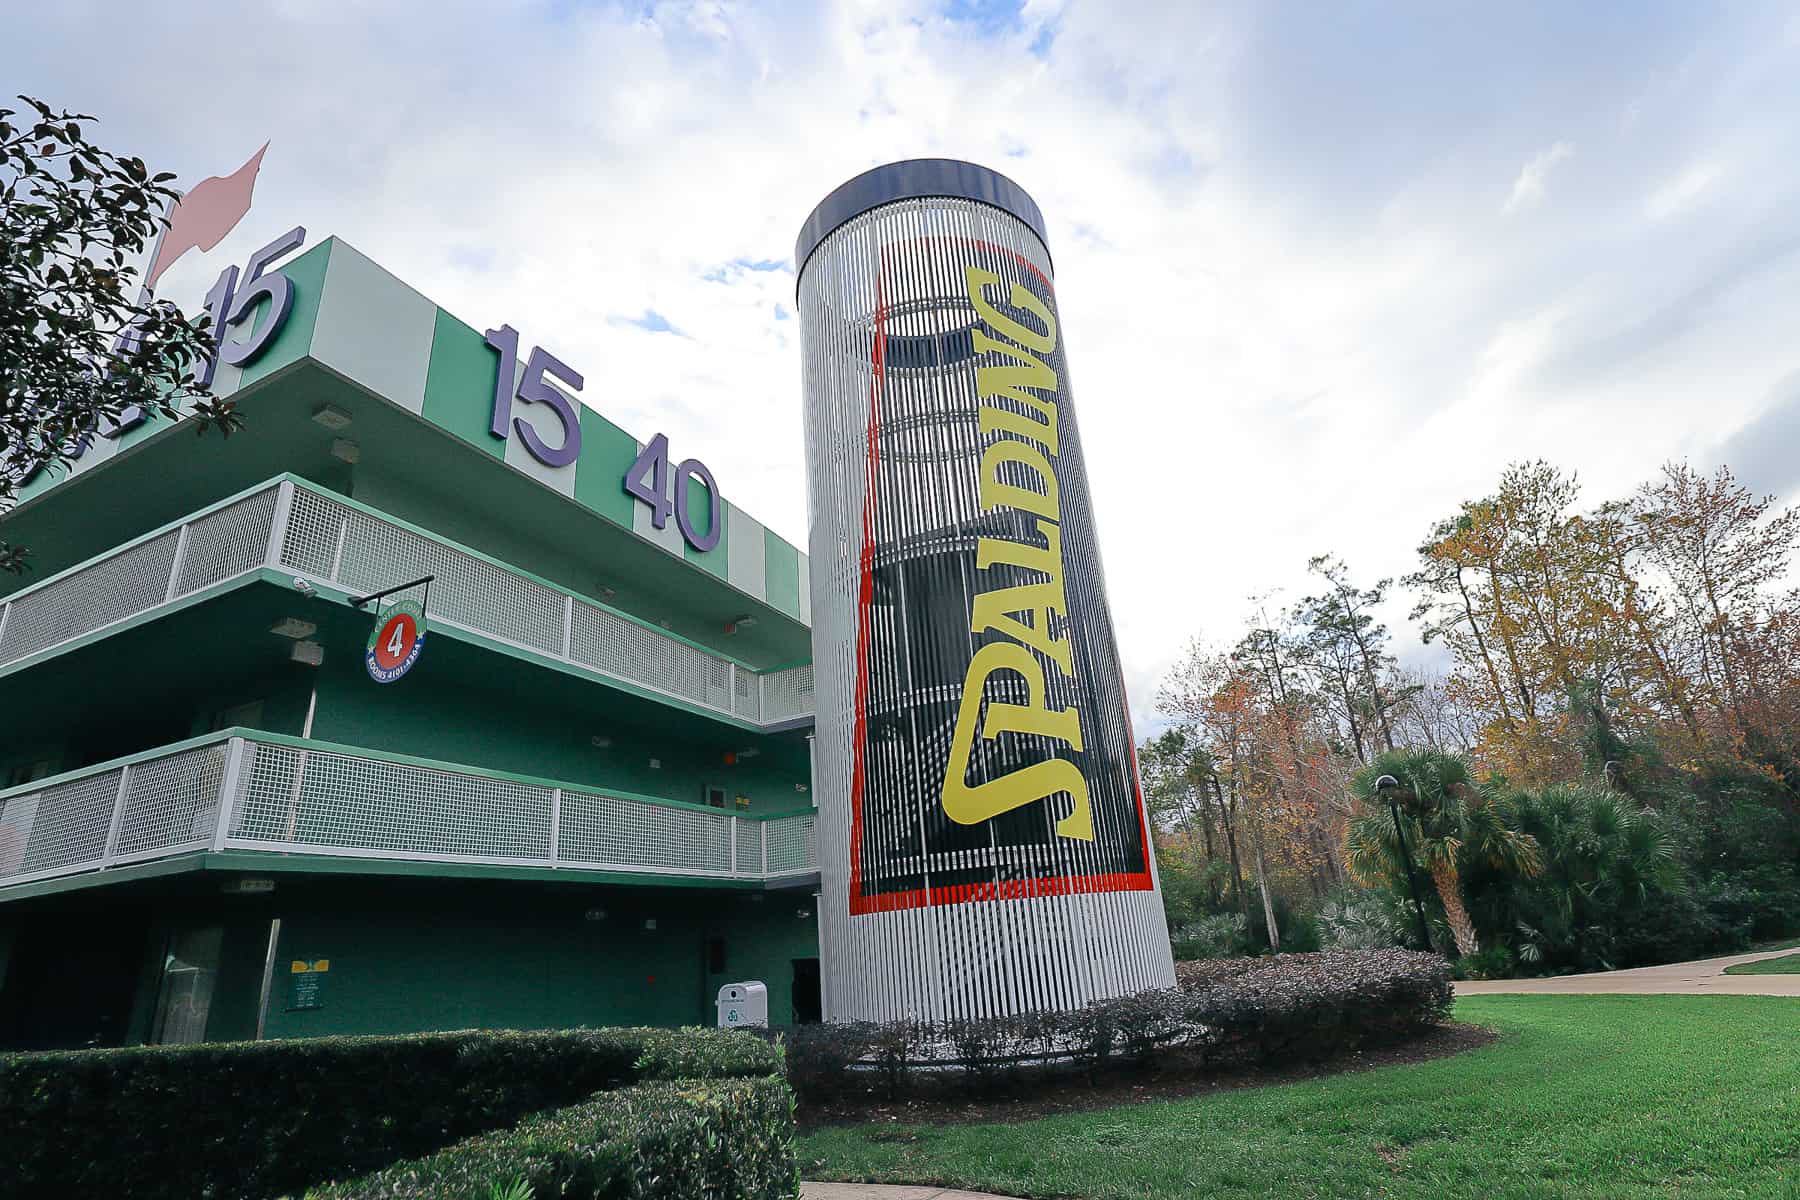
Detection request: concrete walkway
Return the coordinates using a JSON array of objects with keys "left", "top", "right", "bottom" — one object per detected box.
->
[
  {"left": 1456, "top": 945, "right": 1800, "bottom": 996},
  {"left": 802, "top": 1186, "right": 1023, "bottom": 1200}
]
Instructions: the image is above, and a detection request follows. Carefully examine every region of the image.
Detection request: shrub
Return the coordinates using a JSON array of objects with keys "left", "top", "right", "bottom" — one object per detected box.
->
[
  {"left": 784, "top": 950, "right": 1451, "bottom": 1105},
  {"left": 305, "top": 1077, "right": 797, "bottom": 1200},
  {"left": 1317, "top": 886, "right": 1410, "bottom": 951},
  {"left": 1699, "top": 866, "right": 1800, "bottom": 943},
  {"left": 781, "top": 1021, "right": 880, "bottom": 1100},
  {"left": 1177, "top": 950, "right": 1452, "bottom": 1062},
  {"left": 1452, "top": 945, "right": 1515, "bottom": 980},
  {"left": 0, "top": 1026, "right": 782, "bottom": 1200},
  {"left": 1171, "top": 912, "right": 1251, "bottom": 960}
]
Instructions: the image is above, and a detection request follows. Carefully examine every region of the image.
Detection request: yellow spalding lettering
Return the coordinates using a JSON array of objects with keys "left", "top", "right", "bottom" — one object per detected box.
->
[
  {"left": 978, "top": 437, "right": 1059, "bottom": 521},
  {"left": 940, "top": 641, "right": 1094, "bottom": 840},
  {"left": 972, "top": 520, "right": 1072, "bottom": 672},
  {"left": 978, "top": 389, "right": 1058, "bottom": 455},
  {"left": 965, "top": 267, "right": 1058, "bottom": 355},
  {"left": 973, "top": 329, "right": 1059, "bottom": 426}
]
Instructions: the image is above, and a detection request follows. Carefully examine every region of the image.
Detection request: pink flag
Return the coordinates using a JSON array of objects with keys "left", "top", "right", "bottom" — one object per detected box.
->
[{"left": 145, "top": 143, "right": 268, "bottom": 290}]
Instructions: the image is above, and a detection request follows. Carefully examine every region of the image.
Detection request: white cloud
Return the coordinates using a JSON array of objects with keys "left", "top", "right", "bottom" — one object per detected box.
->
[
  {"left": 1645, "top": 161, "right": 1723, "bottom": 220},
  {"left": 1503, "top": 141, "right": 1574, "bottom": 214}
]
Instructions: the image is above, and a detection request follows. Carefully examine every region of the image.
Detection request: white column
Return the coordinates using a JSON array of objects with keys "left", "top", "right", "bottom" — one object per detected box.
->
[
  {"left": 164, "top": 524, "right": 192, "bottom": 602},
  {"left": 213, "top": 737, "right": 248, "bottom": 852},
  {"left": 264, "top": 479, "right": 297, "bottom": 570}
]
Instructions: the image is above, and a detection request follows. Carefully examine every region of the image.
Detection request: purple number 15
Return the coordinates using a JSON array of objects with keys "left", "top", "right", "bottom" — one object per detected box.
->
[{"left": 483, "top": 324, "right": 583, "bottom": 468}]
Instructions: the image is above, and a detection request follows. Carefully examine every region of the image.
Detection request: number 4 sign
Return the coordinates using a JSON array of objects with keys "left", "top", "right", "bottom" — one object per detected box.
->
[{"left": 365, "top": 600, "right": 426, "bottom": 684}]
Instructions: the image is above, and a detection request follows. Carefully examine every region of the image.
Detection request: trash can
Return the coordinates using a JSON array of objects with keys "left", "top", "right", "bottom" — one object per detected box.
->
[{"left": 716, "top": 981, "right": 768, "bottom": 1028}]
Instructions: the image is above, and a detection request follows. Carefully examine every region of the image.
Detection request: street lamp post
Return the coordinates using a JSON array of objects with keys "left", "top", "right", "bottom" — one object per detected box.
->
[{"left": 1375, "top": 774, "right": 1436, "bottom": 955}]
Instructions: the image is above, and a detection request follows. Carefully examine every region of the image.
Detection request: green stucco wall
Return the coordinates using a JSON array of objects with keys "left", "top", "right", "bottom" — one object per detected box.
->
[
  {"left": 0, "top": 876, "right": 820, "bottom": 1050},
  {"left": 249, "top": 881, "right": 818, "bottom": 1038}
]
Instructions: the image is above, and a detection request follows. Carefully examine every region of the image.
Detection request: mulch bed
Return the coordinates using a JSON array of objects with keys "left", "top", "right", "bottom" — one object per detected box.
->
[{"left": 796, "top": 1021, "right": 1497, "bottom": 1130}]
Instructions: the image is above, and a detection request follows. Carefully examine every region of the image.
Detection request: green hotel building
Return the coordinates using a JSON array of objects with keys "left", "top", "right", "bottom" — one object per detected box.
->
[{"left": 0, "top": 232, "right": 822, "bottom": 1049}]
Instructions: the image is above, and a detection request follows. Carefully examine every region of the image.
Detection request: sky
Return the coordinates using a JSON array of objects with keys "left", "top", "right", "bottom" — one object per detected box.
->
[{"left": 10, "top": 0, "right": 1800, "bottom": 732}]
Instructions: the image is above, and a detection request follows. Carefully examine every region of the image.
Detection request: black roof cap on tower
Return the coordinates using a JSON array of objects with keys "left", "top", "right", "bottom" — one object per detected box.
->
[{"left": 794, "top": 158, "right": 1050, "bottom": 277}]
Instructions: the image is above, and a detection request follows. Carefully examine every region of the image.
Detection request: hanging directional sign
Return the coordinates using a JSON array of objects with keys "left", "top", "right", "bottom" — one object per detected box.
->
[{"left": 365, "top": 599, "right": 426, "bottom": 683}]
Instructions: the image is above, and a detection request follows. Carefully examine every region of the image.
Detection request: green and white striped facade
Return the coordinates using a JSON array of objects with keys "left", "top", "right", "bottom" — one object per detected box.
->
[
  {"left": 13, "top": 237, "right": 811, "bottom": 624},
  {"left": 0, "top": 235, "right": 823, "bottom": 1050}
]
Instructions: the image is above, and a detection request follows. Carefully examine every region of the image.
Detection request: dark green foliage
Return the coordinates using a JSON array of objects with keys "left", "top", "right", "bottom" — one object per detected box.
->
[
  {"left": 1455, "top": 784, "right": 1714, "bottom": 974},
  {"left": 1452, "top": 945, "right": 1516, "bottom": 980},
  {"left": 1696, "top": 865, "right": 1800, "bottom": 943},
  {"left": 779, "top": 1020, "right": 880, "bottom": 1100},
  {"left": 0, "top": 1026, "right": 783, "bottom": 1200},
  {"left": 783, "top": 951, "right": 1450, "bottom": 1104},
  {"left": 1176, "top": 950, "right": 1451, "bottom": 1060},
  {"left": 1170, "top": 887, "right": 1320, "bottom": 960},
  {"left": 1169, "top": 911, "right": 1254, "bottom": 960},
  {"left": 1346, "top": 741, "right": 1800, "bottom": 975},
  {"left": 306, "top": 1077, "right": 798, "bottom": 1200}
]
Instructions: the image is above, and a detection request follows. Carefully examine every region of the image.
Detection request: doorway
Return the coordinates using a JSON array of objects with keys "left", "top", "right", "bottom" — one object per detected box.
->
[
  {"left": 0, "top": 914, "right": 149, "bottom": 1050},
  {"left": 791, "top": 957, "right": 822, "bottom": 1024}
]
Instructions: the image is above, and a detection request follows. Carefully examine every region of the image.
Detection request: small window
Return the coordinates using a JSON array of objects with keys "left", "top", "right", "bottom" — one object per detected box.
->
[
  {"left": 707, "top": 936, "right": 727, "bottom": 974},
  {"left": 704, "top": 786, "right": 727, "bottom": 809}
]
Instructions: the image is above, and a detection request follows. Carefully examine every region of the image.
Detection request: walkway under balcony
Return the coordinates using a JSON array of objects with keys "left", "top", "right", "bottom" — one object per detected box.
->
[{"left": 0, "top": 731, "right": 818, "bottom": 900}]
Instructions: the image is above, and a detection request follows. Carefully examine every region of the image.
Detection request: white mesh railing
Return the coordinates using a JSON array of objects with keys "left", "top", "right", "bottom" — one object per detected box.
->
[
  {"left": 763, "top": 812, "right": 816, "bottom": 875},
  {"left": 275, "top": 481, "right": 811, "bottom": 727},
  {"left": 0, "top": 486, "right": 278, "bottom": 669},
  {"left": 0, "top": 478, "right": 815, "bottom": 728},
  {"left": 0, "top": 735, "right": 817, "bottom": 889},
  {"left": 0, "top": 742, "right": 230, "bottom": 887},
  {"left": 761, "top": 664, "right": 815, "bottom": 724}
]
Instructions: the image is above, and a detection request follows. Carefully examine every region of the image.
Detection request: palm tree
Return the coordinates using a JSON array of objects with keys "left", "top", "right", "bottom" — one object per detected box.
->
[
  {"left": 1347, "top": 749, "right": 1542, "bottom": 957},
  {"left": 1507, "top": 783, "right": 1681, "bottom": 970}
]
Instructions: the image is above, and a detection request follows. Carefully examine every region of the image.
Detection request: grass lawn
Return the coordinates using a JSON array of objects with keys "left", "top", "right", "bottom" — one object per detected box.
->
[
  {"left": 1726, "top": 953, "right": 1800, "bottom": 975},
  {"left": 800, "top": 996, "right": 1800, "bottom": 1199}
]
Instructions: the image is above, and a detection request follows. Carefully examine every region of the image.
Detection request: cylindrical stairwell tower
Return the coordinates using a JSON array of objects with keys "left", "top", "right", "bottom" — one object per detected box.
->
[{"left": 796, "top": 159, "right": 1176, "bottom": 1022}]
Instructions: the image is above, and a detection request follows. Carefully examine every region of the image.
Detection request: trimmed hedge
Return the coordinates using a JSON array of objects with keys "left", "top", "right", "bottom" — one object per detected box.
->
[
  {"left": 0, "top": 1026, "right": 782, "bottom": 1200},
  {"left": 786, "top": 949, "right": 1451, "bottom": 1101},
  {"left": 306, "top": 1077, "right": 797, "bottom": 1200}
]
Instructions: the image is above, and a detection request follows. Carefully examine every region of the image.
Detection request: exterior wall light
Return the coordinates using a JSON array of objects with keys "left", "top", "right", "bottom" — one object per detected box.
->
[
  {"left": 270, "top": 617, "right": 318, "bottom": 639},
  {"left": 290, "top": 641, "right": 325, "bottom": 666},
  {"left": 330, "top": 438, "right": 360, "bottom": 464}
]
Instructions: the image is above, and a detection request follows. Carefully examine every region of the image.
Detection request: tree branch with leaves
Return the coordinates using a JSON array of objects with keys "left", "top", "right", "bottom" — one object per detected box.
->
[{"left": 1, "top": 95, "right": 239, "bottom": 573}]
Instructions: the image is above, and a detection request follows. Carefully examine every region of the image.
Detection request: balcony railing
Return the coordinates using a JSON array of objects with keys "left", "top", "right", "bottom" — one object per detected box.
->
[
  {"left": 0, "top": 731, "right": 818, "bottom": 892},
  {"left": 0, "top": 476, "right": 814, "bottom": 728}
]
